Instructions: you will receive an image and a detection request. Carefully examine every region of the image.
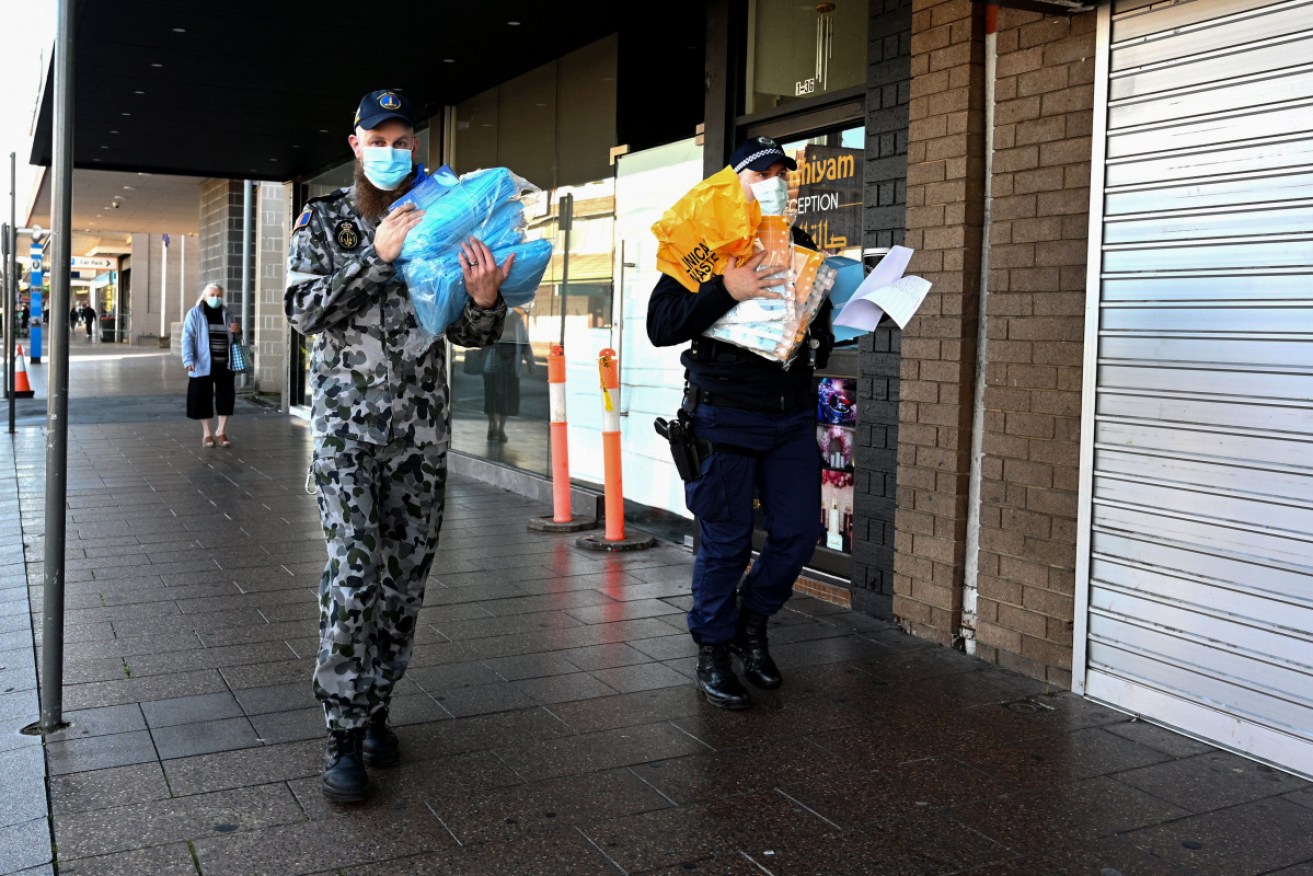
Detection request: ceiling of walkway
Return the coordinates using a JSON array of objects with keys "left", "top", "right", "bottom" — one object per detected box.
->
[
  {"left": 30, "top": 0, "right": 629, "bottom": 182},
  {"left": 29, "top": 0, "right": 672, "bottom": 252}
]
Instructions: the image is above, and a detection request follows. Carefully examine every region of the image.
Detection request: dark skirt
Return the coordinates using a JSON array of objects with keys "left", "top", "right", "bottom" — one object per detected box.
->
[{"left": 187, "top": 369, "right": 236, "bottom": 419}]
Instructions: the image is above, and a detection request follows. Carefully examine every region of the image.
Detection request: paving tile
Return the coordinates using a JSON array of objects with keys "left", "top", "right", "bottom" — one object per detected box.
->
[
  {"left": 431, "top": 681, "right": 538, "bottom": 718},
  {"left": 163, "top": 739, "right": 322, "bottom": 796},
  {"left": 957, "top": 725, "right": 1176, "bottom": 788},
  {"left": 483, "top": 652, "right": 583, "bottom": 681},
  {"left": 394, "top": 708, "right": 574, "bottom": 761},
  {"left": 951, "top": 774, "right": 1191, "bottom": 855},
  {"left": 55, "top": 783, "right": 304, "bottom": 859},
  {"left": 141, "top": 691, "right": 245, "bottom": 728},
  {"left": 630, "top": 738, "right": 851, "bottom": 806},
  {"left": 671, "top": 693, "right": 860, "bottom": 751},
  {"left": 1116, "top": 749, "right": 1310, "bottom": 813},
  {"left": 1103, "top": 718, "right": 1221, "bottom": 759},
  {"left": 58, "top": 842, "right": 200, "bottom": 876},
  {"left": 960, "top": 835, "right": 1199, "bottom": 875},
  {"left": 588, "top": 662, "right": 688, "bottom": 694},
  {"left": 59, "top": 703, "right": 147, "bottom": 738},
  {"left": 151, "top": 715, "right": 262, "bottom": 760},
  {"left": 44, "top": 729, "right": 157, "bottom": 776},
  {"left": 628, "top": 633, "right": 699, "bottom": 662},
  {"left": 233, "top": 681, "right": 318, "bottom": 716},
  {"left": 426, "top": 768, "right": 670, "bottom": 846},
  {"left": 249, "top": 707, "right": 325, "bottom": 745},
  {"left": 62, "top": 668, "right": 230, "bottom": 711},
  {"left": 557, "top": 642, "right": 653, "bottom": 672},
  {"left": 191, "top": 804, "right": 455, "bottom": 875},
  {"left": 0, "top": 818, "right": 51, "bottom": 875},
  {"left": 48, "top": 761, "right": 171, "bottom": 815},
  {"left": 495, "top": 721, "right": 710, "bottom": 782},
  {"left": 0, "top": 746, "right": 45, "bottom": 830},
  {"left": 406, "top": 660, "right": 504, "bottom": 692},
  {"left": 334, "top": 828, "right": 619, "bottom": 876},
  {"left": 1122, "top": 795, "right": 1313, "bottom": 875},
  {"left": 548, "top": 686, "right": 705, "bottom": 735}
]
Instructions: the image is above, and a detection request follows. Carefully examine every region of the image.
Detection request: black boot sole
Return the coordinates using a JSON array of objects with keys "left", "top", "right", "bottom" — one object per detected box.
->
[
  {"left": 321, "top": 780, "right": 369, "bottom": 803},
  {"left": 697, "top": 681, "right": 752, "bottom": 710}
]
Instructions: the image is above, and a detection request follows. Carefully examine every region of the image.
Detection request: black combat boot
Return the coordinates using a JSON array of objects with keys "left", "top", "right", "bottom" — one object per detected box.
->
[
  {"left": 321, "top": 728, "right": 368, "bottom": 803},
  {"left": 362, "top": 709, "right": 400, "bottom": 768},
  {"left": 696, "top": 643, "right": 751, "bottom": 709},
  {"left": 730, "top": 606, "right": 783, "bottom": 689}
]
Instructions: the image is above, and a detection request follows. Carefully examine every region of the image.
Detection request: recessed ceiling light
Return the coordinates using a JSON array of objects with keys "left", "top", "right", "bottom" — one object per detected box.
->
[
  {"left": 172, "top": 26, "right": 186, "bottom": 32},
  {"left": 134, "top": 90, "right": 145, "bottom": 95},
  {"left": 92, "top": 158, "right": 101, "bottom": 162},
  {"left": 151, "top": 62, "right": 163, "bottom": 68},
  {"left": 269, "top": 158, "right": 278, "bottom": 162},
  {"left": 110, "top": 130, "right": 119, "bottom": 134},
  {"left": 99, "top": 145, "right": 109, "bottom": 150},
  {"left": 121, "top": 112, "right": 131, "bottom": 117},
  {"left": 507, "top": 20, "right": 520, "bottom": 25},
  {"left": 443, "top": 58, "right": 455, "bottom": 63},
  {"left": 319, "top": 129, "right": 328, "bottom": 134},
  {"left": 292, "top": 144, "right": 301, "bottom": 149}
]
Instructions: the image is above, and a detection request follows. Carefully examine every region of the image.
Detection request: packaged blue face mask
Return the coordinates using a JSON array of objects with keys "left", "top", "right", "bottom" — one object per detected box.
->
[{"left": 390, "top": 166, "right": 553, "bottom": 338}]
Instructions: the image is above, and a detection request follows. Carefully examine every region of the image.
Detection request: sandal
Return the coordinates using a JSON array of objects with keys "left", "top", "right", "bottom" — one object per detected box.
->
[
  {"left": 202, "top": 436, "right": 215, "bottom": 448},
  {"left": 216, "top": 434, "right": 232, "bottom": 447}
]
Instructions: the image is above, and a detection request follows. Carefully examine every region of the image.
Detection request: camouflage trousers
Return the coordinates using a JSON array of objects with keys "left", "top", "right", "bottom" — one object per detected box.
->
[{"left": 310, "top": 436, "right": 447, "bottom": 731}]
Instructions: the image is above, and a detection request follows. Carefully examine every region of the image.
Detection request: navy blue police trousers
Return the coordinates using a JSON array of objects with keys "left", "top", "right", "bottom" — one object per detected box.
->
[{"left": 684, "top": 404, "right": 823, "bottom": 644}]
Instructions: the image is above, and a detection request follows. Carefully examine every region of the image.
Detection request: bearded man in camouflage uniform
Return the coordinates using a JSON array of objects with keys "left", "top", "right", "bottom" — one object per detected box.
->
[{"left": 286, "top": 89, "right": 511, "bottom": 803}]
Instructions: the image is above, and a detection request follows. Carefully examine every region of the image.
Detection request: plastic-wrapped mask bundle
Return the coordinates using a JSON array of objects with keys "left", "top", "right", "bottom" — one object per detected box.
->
[{"left": 390, "top": 166, "right": 554, "bottom": 338}]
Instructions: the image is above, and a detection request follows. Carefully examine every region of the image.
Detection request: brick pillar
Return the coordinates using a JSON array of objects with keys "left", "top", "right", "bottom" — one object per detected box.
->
[
  {"left": 973, "top": 8, "right": 1095, "bottom": 686},
  {"left": 894, "top": 0, "right": 986, "bottom": 645},
  {"left": 853, "top": 0, "right": 912, "bottom": 618}
]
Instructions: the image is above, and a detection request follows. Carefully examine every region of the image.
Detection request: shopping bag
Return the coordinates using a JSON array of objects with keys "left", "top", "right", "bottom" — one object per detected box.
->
[
  {"left": 651, "top": 166, "right": 761, "bottom": 292},
  {"left": 230, "top": 343, "right": 253, "bottom": 374}
]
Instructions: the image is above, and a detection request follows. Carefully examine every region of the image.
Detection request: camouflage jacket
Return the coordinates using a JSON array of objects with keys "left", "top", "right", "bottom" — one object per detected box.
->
[{"left": 285, "top": 186, "right": 506, "bottom": 448}]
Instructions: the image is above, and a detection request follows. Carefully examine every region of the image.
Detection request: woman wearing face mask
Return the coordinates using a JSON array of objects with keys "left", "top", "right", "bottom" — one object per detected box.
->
[
  {"left": 646, "top": 136, "right": 835, "bottom": 711},
  {"left": 182, "top": 282, "right": 242, "bottom": 448}
]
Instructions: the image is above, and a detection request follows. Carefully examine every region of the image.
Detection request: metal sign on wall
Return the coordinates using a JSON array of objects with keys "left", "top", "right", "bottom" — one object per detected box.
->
[{"left": 791, "top": 144, "right": 863, "bottom": 253}]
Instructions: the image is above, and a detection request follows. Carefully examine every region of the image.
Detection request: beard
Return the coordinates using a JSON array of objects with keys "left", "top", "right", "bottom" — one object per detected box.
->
[{"left": 352, "top": 161, "right": 417, "bottom": 221}]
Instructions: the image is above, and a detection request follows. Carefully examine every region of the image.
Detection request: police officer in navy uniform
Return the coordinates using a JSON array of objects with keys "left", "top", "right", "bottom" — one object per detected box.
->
[
  {"left": 286, "top": 89, "right": 510, "bottom": 801},
  {"left": 647, "top": 136, "right": 833, "bottom": 709}
]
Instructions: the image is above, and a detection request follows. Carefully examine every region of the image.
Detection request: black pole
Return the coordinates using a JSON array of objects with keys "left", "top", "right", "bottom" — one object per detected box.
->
[
  {"left": 7, "top": 153, "right": 15, "bottom": 434},
  {"left": 41, "top": 0, "right": 74, "bottom": 733}
]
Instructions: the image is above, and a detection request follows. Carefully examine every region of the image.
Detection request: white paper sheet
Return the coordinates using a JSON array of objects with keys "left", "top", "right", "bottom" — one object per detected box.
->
[{"left": 832, "top": 245, "right": 932, "bottom": 332}]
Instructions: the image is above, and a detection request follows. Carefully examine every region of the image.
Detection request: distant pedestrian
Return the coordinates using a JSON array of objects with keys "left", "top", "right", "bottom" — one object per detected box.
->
[
  {"left": 181, "top": 283, "right": 242, "bottom": 448},
  {"left": 79, "top": 303, "right": 96, "bottom": 340}
]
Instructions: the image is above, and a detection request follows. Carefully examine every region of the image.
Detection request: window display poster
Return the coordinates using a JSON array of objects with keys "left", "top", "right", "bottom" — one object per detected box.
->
[
  {"left": 816, "top": 377, "right": 857, "bottom": 553},
  {"left": 820, "top": 469, "right": 855, "bottom": 553},
  {"left": 818, "top": 377, "right": 856, "bottom": 425}
]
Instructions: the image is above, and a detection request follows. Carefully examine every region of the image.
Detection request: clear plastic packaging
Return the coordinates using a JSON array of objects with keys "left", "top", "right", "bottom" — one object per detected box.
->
[{"left": 702, "top": 209, "right": 837, "bottom": 366}]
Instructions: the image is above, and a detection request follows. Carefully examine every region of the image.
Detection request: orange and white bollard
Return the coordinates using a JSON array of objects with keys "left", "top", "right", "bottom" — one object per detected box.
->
[
  {"left": 528, "top": 344, "right": 596, "bottom": 533},
  {"left": 576, "top": 347, "right": 654, "bottom": 552},
  {"left": 10, "top": 344, "right": 34, "bottom": 398},
  {"left": 599, "top": 348, "right": 624, "bottom": 541}
]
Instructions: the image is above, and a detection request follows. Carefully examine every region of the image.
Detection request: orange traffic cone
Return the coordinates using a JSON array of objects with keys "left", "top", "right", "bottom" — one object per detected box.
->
[{"left": 12, "top": 344, "right": 34, "bottom": 398}]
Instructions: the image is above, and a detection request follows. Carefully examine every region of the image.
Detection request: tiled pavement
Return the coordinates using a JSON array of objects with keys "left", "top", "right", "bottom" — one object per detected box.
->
[{"left": 4, "top": 347, "right": 1313, "bottom": 875}]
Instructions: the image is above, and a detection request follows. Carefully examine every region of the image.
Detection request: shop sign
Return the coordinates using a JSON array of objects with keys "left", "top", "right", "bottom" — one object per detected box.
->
[{"left": 791, "top": 144, "right": 862, "bottom": 252}]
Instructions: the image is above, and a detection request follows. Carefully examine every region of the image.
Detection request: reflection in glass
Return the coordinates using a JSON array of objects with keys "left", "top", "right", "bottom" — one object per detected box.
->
[{"left": 746, "top": 0, "right": 869, "bottom": 113}]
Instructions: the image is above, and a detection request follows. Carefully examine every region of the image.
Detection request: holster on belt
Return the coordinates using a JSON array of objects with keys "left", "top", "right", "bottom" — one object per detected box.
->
[{"left": 653, "top": 409, "right": 710, "bottom": 482}]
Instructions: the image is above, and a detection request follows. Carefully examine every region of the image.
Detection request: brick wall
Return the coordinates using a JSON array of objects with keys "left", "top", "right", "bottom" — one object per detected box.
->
[
  {"left": 254, "top": 182, "right": 290, "bottom": 395},
  {"left": 972, "top": 8, "right": 1095, "bottom": 687},
  {"left": 852, "top": 0, "right": 912, "bottom": 618},
  {"left": 894, "top": 0, "right": 987, "bottom": 646}
]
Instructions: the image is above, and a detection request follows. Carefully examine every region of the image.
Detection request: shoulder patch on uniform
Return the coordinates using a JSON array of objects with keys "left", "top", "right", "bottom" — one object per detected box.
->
[{"left": 293, "top": 207, "right": 313, "bottom": 232}]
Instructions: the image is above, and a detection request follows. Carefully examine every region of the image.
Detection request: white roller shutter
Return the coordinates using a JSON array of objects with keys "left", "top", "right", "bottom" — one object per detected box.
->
[{"left": 1077, "top": 0, "right": 1313, "bottom": 778}]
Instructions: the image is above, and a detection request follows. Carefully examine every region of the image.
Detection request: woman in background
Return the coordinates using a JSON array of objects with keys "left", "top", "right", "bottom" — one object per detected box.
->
[{"left": 181, "top": 283, "right": 241, "bottom": 448}]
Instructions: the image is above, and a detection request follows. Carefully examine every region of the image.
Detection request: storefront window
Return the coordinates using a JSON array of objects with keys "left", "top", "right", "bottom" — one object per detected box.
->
[{"left": 745, "top": 0, "right": 869, "bottom": 114}]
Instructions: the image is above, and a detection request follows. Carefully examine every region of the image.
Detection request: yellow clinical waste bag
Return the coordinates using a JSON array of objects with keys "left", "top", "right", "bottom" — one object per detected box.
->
[{"left": 652, "top": 166, "right": 762, "bottom": 293}]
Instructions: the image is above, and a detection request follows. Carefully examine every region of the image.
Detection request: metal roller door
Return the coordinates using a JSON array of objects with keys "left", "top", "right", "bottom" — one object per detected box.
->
[{"left": 1077, "top": 0, "right": 1313, "bottom": 777}]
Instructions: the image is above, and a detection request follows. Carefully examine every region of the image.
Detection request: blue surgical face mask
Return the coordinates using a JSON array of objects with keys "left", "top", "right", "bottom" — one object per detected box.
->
[
  {"left": 750, "top": 177, "right": 790, "bottom": 216},
  {"left": 206, "top": 296, "right": 222, "bottom": 308},
  {"left": 361, "top": 146, "right": 413, "bottom": 191}
]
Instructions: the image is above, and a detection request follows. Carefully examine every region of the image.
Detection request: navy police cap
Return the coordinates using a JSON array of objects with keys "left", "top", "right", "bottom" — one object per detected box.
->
[
  {"left": 353, "top": 89, "right": 415, "bottom": 131},
  {"left": 730, "top": 136, "right": 797, "bottom": 173}
]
